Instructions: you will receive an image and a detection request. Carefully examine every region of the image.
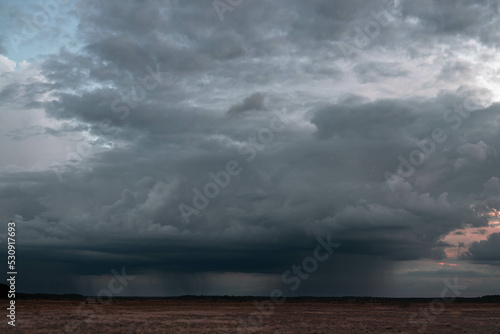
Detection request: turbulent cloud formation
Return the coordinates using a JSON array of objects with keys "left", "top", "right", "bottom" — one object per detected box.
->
[{"left": 1, "top": 0, "right": 500, "bottom": 297}]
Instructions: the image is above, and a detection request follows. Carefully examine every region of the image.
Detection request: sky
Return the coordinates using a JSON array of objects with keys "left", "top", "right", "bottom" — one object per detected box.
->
[{"left": 1, "top": 0, "right": 500, "bottom": 298}]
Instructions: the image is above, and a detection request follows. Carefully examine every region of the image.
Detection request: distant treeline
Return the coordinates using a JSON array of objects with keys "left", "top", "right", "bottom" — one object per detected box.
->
[
  {"left": 1, "top": 283, "right": 499, "bottom": 302},
  {"left": 0, "top": 283, "right": 84, "bottom": 300},
  {"left": 103, "top": 295, "right": 500, "bottom": 303}
]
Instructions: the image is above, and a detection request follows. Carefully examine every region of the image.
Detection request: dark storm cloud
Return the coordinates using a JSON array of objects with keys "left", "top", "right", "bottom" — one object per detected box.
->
[
  {"left": 7, "top": 91, "right": 498, "bottom": 291},
  {"left": 465, "top": 233, "right": 500, "bottom": 263},
  {"left": 2, "top": 0, "right": 500, "bottom": 296}
]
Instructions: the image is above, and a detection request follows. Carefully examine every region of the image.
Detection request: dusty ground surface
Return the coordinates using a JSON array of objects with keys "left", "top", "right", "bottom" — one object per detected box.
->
[{"left": 1, "top": 299, "right": 499, "bottom": 333}]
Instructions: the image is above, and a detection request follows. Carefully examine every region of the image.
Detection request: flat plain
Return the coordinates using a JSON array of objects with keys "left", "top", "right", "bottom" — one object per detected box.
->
[{"left": 1, "top": 299, "right": 500, "bottom": 333}]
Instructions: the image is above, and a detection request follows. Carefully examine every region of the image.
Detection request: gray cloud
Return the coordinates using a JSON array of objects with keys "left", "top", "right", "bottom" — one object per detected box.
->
[
  {"left": 227, "top": 92, "right": 267, "bottom": 117},
  {"left": 0, "top": 35, "right": 5, "bottom": 54},
  {"left": 353, "top": 61, "right": 408, "bottom": 83}
]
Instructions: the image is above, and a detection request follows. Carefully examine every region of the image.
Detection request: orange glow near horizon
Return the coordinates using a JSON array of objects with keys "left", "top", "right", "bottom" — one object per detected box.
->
[
  {"left": 440, "top": 216, "right": 500, "bottom": 259},
  {"left": 438, "top": 262, "right": 457, "bottom": 267}
]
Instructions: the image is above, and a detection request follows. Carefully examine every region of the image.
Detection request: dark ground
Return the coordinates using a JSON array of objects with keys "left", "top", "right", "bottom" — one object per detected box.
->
[{"left": 0, "top": 296, "right": 499, "bottom": 333}]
